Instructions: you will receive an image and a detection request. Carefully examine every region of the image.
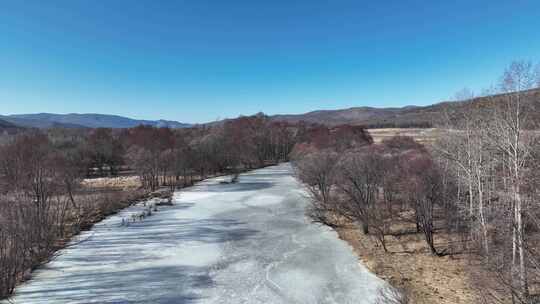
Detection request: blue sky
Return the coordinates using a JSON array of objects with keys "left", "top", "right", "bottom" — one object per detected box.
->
[{"left": 1, "top": 1, "right": 539, "bottom": 123}]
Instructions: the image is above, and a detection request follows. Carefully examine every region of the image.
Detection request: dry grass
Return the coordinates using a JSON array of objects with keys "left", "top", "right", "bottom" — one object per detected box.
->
[
  {"left": 82, "top": 176, "right": 141, "bottom": 190},
  {"left": 81, "top": 174, "right": 227, "bottom": 191},
  {"left": 368, "top": 128, "right": 441, "bottom": 144},
  {"left": 335, "top": 221, "right": 485, "bottom": 304}
]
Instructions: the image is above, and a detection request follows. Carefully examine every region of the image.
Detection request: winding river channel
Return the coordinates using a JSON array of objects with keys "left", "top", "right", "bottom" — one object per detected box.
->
[{"left": 6, "top": 163, "right": 383, "bottom": 304}]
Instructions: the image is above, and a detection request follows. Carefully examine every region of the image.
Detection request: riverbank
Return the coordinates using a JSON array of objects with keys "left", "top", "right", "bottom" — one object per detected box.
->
[{"left": 335, "top": 222, "right": 484, "bottom": 304}]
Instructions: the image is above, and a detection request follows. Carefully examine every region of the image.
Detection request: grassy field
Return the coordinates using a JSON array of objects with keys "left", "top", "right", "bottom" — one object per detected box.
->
[{"left": 367, "top": 128, "right": 441, "bottom": 144}]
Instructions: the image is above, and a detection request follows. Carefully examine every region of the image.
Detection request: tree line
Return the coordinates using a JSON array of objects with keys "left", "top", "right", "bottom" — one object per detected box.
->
[{"left": 293, "top": 61, "right": 540, "bottom": 303}]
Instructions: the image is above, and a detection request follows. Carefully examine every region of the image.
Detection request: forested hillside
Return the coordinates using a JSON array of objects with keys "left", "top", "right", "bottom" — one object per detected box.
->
[{"left": 270, "top": 88, "right": 540, "bottom": 128}]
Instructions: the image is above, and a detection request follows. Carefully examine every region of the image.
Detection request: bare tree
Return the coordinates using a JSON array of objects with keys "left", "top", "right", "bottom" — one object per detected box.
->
[
  {"left": 294, "top": 150, "right": 340, "bottom": 226},
  {"left": 401, "top": 152, "right": 447, "bottom": 255},
  {"left": 369, "top": 202, "right": 392, "bottom": 252},
  {"left": 435, "top": 98, "right": 493, "bottom": 255},
  {"left": 488, "top": 61, "right": 537, "bottom": 301},
  {"left": 335, "top": 147, "right": 383, "bottom": 234}
]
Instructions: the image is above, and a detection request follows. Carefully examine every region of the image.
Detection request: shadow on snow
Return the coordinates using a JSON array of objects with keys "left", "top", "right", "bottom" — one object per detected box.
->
[{"left": 12, "top": 211, "right": 259, "bottom": 303}]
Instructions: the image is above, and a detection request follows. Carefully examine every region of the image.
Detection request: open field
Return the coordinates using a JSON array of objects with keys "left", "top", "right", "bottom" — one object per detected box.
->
[
  {"left": 367, "top": 128, "right": 440, "bottom": 144},
  {"left": 81, "top": 176, "right": 141, "bottom": 190}
]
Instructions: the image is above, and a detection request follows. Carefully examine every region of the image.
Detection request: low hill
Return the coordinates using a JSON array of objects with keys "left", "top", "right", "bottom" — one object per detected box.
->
[
  {"left": 0, "top": 119, "right": 17, "bottom": 129},
  {"left": 271, "top": 105, "right": 431, "bottom": 128},
  {"left": 1, "top": 113, "right": 191, "bottom": 129},
  {"left": 0, "top": 115, "right": 87, "bottom": 129},
  {"left": 270, "top": 88, "right": 540, "bottom": 128},
  {"left": 0, "top": 118, "right": 23, "bottom": 134}
]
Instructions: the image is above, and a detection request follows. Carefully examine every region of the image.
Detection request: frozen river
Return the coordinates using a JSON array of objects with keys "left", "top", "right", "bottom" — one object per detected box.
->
[{"left": 7, "top": 163, "right": 383, "bottom": 304}]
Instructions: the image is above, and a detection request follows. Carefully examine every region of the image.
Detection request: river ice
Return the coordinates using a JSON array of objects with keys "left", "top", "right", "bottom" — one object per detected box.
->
[{"left": 6, "top": 163, "right": 383, "bottom": 304}]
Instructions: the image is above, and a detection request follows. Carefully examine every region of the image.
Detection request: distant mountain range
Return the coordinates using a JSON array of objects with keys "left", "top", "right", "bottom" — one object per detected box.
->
[
  {"left": 0, "top": 118, "right": 21, "bottom": 134},
  {"left": 0, "top": 119, "right": 17, "bottom": 128},
  {"left": 0, "top": 119, "right": 17, "bottom": 129},
  {"left": 0, "top": 113, "right": 192, "bottom": 129},
  {"left": 2, "top": 88, "right": 539, "bottom": 131}
]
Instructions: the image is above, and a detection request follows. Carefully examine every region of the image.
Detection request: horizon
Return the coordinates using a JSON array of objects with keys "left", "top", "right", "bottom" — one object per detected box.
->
[
  {"left": 2, "top": 1, "right": 540, "bottom": 123},
  {"left": 2, "top": 102, "right": 425, "bottom": 124}
]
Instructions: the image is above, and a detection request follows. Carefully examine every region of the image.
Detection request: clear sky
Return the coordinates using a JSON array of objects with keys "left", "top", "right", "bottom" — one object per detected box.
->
[{"left": 1, "top": 1, "right": 539, "bottom": 123}]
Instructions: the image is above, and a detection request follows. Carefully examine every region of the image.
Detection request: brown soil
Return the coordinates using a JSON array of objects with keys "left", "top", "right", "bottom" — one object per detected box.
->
[{"left": 335, "top": 222, "right": 484, "bottom": 304}]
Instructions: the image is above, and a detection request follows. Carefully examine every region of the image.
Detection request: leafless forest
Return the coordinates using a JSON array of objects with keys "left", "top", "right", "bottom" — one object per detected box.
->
[{"left": 293, "top": 61, "right": 540, "bottom": 304}]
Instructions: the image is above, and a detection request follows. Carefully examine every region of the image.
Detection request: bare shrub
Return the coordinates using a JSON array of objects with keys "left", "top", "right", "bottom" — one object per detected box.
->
[
  {"left": 295, "top": 150, "right": 340, "bottom": 226},
  {"left": 335, "top": 148, "right": 383, "bottom": 234}
]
